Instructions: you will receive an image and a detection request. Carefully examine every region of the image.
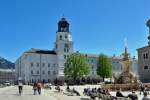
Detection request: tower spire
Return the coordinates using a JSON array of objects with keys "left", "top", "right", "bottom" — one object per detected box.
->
[
  {"left": 122, "top": 37, "right": 129, "bottom": 61},
  {"left": 146, "top": 19, "right": 150, "bottom": 46}
]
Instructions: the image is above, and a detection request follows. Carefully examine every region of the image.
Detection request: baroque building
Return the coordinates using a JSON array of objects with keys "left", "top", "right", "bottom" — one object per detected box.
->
[
  {"left": 15, "top": 18, "right": 73, "bottom": 83},
  {"left": 137, "top": 19, "right": 150, "bottom": 83},
  {"left": 15, "top": 17, "right": 138, "bottom": 83}
]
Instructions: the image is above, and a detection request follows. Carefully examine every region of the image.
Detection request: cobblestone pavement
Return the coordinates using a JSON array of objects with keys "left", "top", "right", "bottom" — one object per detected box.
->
[
  {"left": 0, "top": 85, "right": 150, "bottom": 100},
  {"left": 0, "top": 85, "right": 57, "bottom": 100}
]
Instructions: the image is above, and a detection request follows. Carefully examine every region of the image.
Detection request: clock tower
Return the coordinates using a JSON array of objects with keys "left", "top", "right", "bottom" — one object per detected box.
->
[{"left": 54, "top": 17, "right": 74, "bottom": 77}]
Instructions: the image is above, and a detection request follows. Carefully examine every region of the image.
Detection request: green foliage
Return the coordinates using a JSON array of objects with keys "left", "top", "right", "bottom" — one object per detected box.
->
[
  {"left": 97, "top": 54, "right": 112, "bottom": 80},
  {"left": 64, "top": 53, "right": 90, "bottom": 80}
]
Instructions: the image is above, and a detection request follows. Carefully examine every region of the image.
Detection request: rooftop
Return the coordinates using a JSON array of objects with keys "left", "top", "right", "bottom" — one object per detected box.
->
[{"left": 25, "top": 48, "right": 57, "bottom": 55}]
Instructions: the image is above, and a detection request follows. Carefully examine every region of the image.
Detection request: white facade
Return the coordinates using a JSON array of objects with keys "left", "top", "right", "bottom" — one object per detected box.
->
[
  {"left": 15, "top": 18, "right": 73, "bottom": 83},
  {"left": 85, "top": 54, "right": 138, "bottom": 77},
  {"left": 15, "top": 49, "right": 58, "bottom": 83}
]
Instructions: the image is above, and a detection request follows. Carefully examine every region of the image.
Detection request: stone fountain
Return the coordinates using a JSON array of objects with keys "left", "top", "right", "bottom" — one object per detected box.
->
[{"left": 114, "top": 46, "right": 137, "bottom": 84}]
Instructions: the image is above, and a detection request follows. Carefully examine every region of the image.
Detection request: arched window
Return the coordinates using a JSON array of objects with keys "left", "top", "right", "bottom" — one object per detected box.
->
[{"left": 59, "top": 35, "right": 62, "bottom": 40}]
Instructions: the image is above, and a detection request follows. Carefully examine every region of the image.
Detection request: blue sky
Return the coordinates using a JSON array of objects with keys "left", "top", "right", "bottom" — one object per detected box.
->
[{"left": 0, "top": 0, "right": 150, "bottom": 62}]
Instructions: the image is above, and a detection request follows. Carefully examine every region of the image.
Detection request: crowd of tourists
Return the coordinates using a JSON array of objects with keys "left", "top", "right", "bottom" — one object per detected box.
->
[{"left": 16, "top": 80, "right": 150, "bottom": 100}]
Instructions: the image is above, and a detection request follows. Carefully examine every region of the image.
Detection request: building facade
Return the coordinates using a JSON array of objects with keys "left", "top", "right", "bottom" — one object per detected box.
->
[
  {"left": 137, "top": 19, "right": 150, "bottom": 82},
  {"left": 0, "top": 68, "right": 15, "bottom": 83},
  {"left": 15, "top": 18, "right": 73, "bottom": 83},
  {"left": 15, "top": 17, "right": 138, "bottom": 83}
]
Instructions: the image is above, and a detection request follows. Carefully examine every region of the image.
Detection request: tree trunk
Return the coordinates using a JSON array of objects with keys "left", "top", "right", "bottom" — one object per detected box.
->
[
  {"left": 103, "top": 77, "right": 105, "bottom": 82},
  {"left": 73, "top": 77, "right": 76, "bottom": 84}
]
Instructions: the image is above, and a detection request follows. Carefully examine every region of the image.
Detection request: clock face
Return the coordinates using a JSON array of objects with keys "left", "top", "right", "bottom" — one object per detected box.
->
[{"left": 68, "top": 34, "right": 72, "bottom": 41}]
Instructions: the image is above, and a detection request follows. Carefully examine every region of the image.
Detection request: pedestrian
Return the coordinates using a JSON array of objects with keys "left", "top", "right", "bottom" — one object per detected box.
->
[
  {"left": 140, "top": 82, "right": 145, "bottom": 95},
  {"left": 37, "top": 82, "right": 42, "bottom": 95},
  {"left": 18, "top": 80, "right": 23, "bottom": 95},
  {"left": 33, "top": 82, "right": 37, "bottom": 95},
  {"left": 145, "top": 85, "right": 149, "bottom": 94},
  {"left": 142, "top": 92, "right": 150, "bottom": 100}
]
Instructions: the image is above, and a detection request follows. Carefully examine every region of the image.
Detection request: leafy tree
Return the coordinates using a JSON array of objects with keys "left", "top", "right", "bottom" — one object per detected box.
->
[
  {"left": 64, "top": 53, "right": 90, "bottom": 83},
  {"left": 97, "top": 54, "right": 112, "bottom": 81}
]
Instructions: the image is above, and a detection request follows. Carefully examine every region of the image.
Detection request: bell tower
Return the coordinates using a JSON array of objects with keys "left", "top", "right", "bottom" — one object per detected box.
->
[
  {"left": 54, "top": 17, "right": 74, "bottom": 77},
  {"left": 58, "top": 17, "right": 69, "bottom": 32}
]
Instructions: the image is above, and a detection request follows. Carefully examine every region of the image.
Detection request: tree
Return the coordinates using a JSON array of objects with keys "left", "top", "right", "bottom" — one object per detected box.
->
[
  {"left": 97, "top": 54, "right": 112, "bottom": 82},
  {"left": 64, "top": 53, "right": 90, "bottom": 83}
]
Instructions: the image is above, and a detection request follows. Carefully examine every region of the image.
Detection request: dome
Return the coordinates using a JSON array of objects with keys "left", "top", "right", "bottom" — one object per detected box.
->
[{"left": 146, "top": 19, "right": 150, "bottom": 27}]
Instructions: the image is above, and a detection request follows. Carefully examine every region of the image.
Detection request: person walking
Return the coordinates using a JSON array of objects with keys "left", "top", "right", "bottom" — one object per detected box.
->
[
  {"left": 37, "top": 82, "right": 42, "bottom": 95},
  {"left": 33, "top": 82, "right": 37, "bottom": 95},
  {"left": 18, "top": 80, "right": 23, "bottom": 95},
  {"left": 140, "top": 82, "right": 145, "bottom": 95}
]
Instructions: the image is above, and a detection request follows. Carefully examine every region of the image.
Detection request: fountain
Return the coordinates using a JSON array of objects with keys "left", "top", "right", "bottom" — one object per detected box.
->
[{"left": 115, "top": 46, "right": 137, "bottom": 84}]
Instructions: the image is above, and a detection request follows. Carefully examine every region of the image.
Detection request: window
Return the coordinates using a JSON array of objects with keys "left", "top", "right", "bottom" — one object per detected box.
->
[
  {"left": 144, "top": 66, "right": 148, "bottom": 70},
  {"left": 37, "top": 70, "right": 39, "bottom": 74},
  {"left": 48, "top": 71, "right": 50, "bottom": 75},
  {"left": 65, "top": 44, "right": 69, "bottom": 48},
  {"left": 37, "top": 63, "right": 39, "bottom": 67},
  {"left": 146, "top": 53, "right": 148, "bottom": 59},
  {"left": 65, "top": 35, "right": 67, "bottom": 39},
  {"left": 42, "top": 63, "right": 45, "bottom": 67},
  {"left": 64, "top": 55, "right": 66, "bottom": 59},
  {"left": 31, "top": 62, "right": 33, "bottom": 67},
  {"left": 67, "top": 48, "right": 69, "bottom": 52},
  {"left": 42, "top": 70, "right": 45, "bottom": 75},
  {"left": 64, "top": 48, "right": 66, "bottom": 52},
  {"left": 59, "top": 35, "right": 62, "bottom": 40},
  {"left": 92, "top": 66, "right": 94, "bottom": 70},
  {"left": 53, "top": 64, "right": 56, "bottom": 67},
  {"left": 31, "top": 70, "right": 33, "bottom": 75},
  {"left": 143, "top": 54, "right": 146, "bottom": 59},
  {"left": 67, "top": 55, "right": 69, "bottom": 58},
  {"left": 143, "top": 53, "right": 149, "bottom": 59},
  {"left": 53, "top": 71, "right": 56, "bottom": 75},
  {"left": 48, "top": 63, "right": 50, "bottom": 67}
]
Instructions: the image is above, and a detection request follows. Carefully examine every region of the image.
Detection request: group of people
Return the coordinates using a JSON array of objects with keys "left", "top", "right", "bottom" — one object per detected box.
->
[
  {"left": 17, "top": 80, "right": 42, "bottom": 95},
  {"left": 116, "top": 88, "right": 150, "bottom": 100},
  {"left": 32, "top": 82, "right": 42, "bottom": 95},
  {"left": 83, "top": 86, "right": 150, "bottom": 100},
  {"left": 83, "top": 87, "right": 116, "bottom": 99},
  {"left": 140, "top": 83, "right": 149, "bottom": 95},
  {"left": 116, "top": 88, "right": 138, "bottom": 100},
  {"left": 65, "top": 85, "right": 80, "bottom": 96}
]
